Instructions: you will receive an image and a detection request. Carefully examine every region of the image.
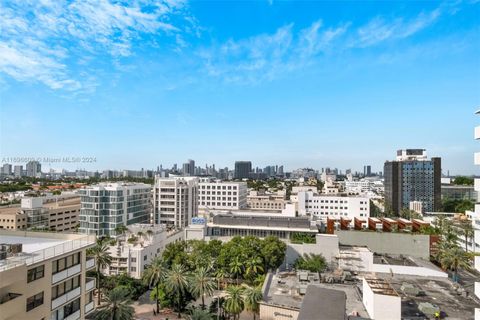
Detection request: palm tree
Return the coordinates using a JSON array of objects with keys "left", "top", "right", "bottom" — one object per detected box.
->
[
  {"left": 438, "top": 244, "right": 472, "bottom": 282},
  {"left": 245, "top": 257, "right": 264, "bottom": 281},
  {"left": 189, "top": 267, "right": 216, "bottom": 309},
  {"left": 229, "top": 257, "right": 244, "bottom": 285},
  {"left": 215, "top": 268, "right": 229, "bottom": 290},
  {"left": 114, "top": 225, "right": 129, "bottom": 238},
  {"left": 146, "top": 229, "right": 154, "bottom": 240},
  {"left": 224, "top": 286, "right": 244, "bottom": 320},
  {"left": 96, "top": 287, "right": 134, "bottom": 320},
  {"left": 143, "top": 257, "right": 166, "bottom": 313},
  {"left": 243, "top": 285, "right": 263, "bottom": 320},
  {"left": 87, "top": 238, "right": 112, "bottom": 305},
  {"left": 185, "top": 307, "right": 214, "bottom": 320},
  {"left": 457, "top": 222, "right": 474, "bottom": 252},
  {"left": 165, "top": 264, "right": 190, "bottom": 318}
]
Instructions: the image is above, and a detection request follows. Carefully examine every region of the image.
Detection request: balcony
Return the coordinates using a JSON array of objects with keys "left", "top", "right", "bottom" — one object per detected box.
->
[
  {"left": 85, "top": 301, "right": 94, "bottom": 314},
  {"left": 64, "top": 309, "right": 81, "bottom": 320},
  {"left": 86, "top": 277, "right": 95, "bottom": 292},
  {"left": 51, "top": 286, "right": 81, "bottom": 310},
  {"left": 0, "top": 293, "right": 24, "bottom": 319},
  {"left": 52, "top": 264, "right": 81, "bottom": 284},
  {"left": 86, "top": 257, "right": 95, "bottom": 270}
]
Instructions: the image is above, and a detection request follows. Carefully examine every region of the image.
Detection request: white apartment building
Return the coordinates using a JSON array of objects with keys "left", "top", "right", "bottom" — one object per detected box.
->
[
  {"left": 103, "top": 224, "right": 183, "bottom": 279},
  {"left": 297, "top": 191, "right": 370, "bottom": 220},
  {"left": 78, "top": 183, "right": 152, "bottom": 237},
  {"left": 247, "top": 190, "right": 286, "bottom": 211},
  {"left": 154, "top": 176, "right": 198, "bottom": 229},
  {"left": 0, "top": 230, "right": 96, "bottom": 320},
  {"left": 198, "top": 180, "right": 247, "bottom": 212}
]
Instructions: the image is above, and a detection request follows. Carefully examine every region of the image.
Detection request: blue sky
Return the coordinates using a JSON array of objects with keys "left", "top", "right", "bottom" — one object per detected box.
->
[{"left": 0, "top": 0, "right": 479, "bottom": 175}]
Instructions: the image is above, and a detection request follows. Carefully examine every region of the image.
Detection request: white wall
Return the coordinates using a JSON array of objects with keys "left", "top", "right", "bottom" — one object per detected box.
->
[
  {"left": 285, "top": 234, "right": 339, "bottom": 268},
  {"left": 362, "top": 278, "right": 401, "bottom": 320}
]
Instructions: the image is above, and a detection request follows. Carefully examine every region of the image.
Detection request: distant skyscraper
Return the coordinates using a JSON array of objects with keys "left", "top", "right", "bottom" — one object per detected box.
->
[
  {"left": 234, "top": 161, "right": 252, "bottom": 179},
  {"left": 278, "top": 165, "right": 284, "bottom": 176},
  {"left": 384, "top": 149, "right": 441, "bottom": 215},
  {"left": 14, "top": 165, "right": 23, "bottom": 177},
  {"left": 363, "top": 165, "right": 372, "bottom": 177},
  {"left": 182, "top": 159, "right": 195, "bottom": 176},
  {"left": 26, "top": 160, "right": 41, "bottom": 177},
  {"left": 1, "top": 163, "right": 12, "bottom": 176}
]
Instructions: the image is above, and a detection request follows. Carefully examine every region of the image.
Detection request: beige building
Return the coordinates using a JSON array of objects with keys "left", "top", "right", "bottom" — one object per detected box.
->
[
  {"left": 247, "top": 190, "right": 286, "bottom": 211},
  {"left": 0, "top": 196, "right": 80, "bottom": 232},
  {"left": 0, "top": 207, "right": 27, "bottom": 230},
  {"left": 0, "top": 230, "right": 96, "bottom": 320}
]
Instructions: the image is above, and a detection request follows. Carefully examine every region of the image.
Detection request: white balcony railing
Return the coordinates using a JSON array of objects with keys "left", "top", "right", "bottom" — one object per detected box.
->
[
  {"left": 85, "top": 301, "right": 94, "bottom": 314},
  {"left": 52, "top": 264, "right": 82, "bottom": 284},
  {"left": 51, "top": 286, "right": 81, "bottom": 310},
  {"left": 85, "top": 278, "right": 95, "bottom": 292},
  {"left": 86, "top": 258, "right": 95, "bottom": 270},
  {"left": 64, "top": 309, "right": 81, "bottom": 320}
]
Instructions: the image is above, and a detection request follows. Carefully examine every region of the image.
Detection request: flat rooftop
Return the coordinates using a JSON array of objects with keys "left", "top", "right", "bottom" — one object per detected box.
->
[
  {"left": 0, "top": 230, "right": 95, "bottom": 271},
  {"left": 262, "top": 272, "right": 368, "bottom": 318},
  {"left": 380, "top": 274, "right": 480, "bottom": 319},
  {"left": 211, "top": 214, "right": 316, "bottom": 230}
]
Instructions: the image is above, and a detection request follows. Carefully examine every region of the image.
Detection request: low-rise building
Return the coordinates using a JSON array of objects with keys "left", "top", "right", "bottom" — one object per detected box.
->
[
  {"left": 198, "top": 180, "right": 247, "bottom": 212},
  {"left": 297, "top": 191, "right": 370, "bottom": 221},
  {"left": 102, "top": 224, "right": 183, "bottom": 279},
  {"left": 247, "top": 190, "right": 286, "bottom": 211},
  {"left": 0, "top": 230, "right": 96, "bottom": 320},
  {"left": 0, "top": 196, "right": 81, "bottom": 232},
  {"left": 441, "top": 184, "right": 476, "bottom": 201}
]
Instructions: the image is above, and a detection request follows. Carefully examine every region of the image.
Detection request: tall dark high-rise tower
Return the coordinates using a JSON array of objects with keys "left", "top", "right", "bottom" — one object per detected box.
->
[
  {"left": 384, "top": 149, "right": 441, "bottom": 215},
  {"left": 234, "top": 161, "right": 252, "bottom": 179}
]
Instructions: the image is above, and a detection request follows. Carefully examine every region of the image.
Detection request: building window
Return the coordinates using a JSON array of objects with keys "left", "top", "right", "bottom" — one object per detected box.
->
[
  {"left": 52, "top": 275, "right": 81, "bottom": 299},
  {"left": 27, "top": 265, "right": 45, "bottom": 283},
  {"left": 26, "top": 292, "right": 44, "bottom": 311},
  {"left": 52, "top": 252, "right": 81, "bottom": 274}
]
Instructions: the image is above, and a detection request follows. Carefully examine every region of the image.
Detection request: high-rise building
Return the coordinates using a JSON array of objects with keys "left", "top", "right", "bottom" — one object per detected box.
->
[
  {"left": 363, "top": 165, "right": 372, "bottom": 177},
  {"left": 14, "top": 165, "right": 23, "bottom": 177},
  {"left": 153, "top": 176, "right": 198, "bottom": 229},
  {"left": 182, "top": 159, "right": 195, "bottom": 176},
  {"left": 78, "top": 183, "right": 152, "bottom": 236},
  {"left": 384, "top": 149, "right": 441, "bottom": 215},
  {"left": 234, "top": 161, "right": 252, "bottom": 179},
  {"left": 26, "top": 161, "right": 41, "bottom": 177},
  {"left": 2, "top": 163, "right": 12, "bottom": 176},
  {"left": 0, "top": 230, "right": 97, "bottom": 320}
]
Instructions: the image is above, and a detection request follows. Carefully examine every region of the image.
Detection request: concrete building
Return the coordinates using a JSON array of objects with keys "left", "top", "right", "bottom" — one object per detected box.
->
[
  {"left": 0, "top": 230, "right": 96, "bottom": 320},
  {"left": 234, "top": 161, "right": 252, "bottom": 179},
  {"left": 297, "top": 191, "right": 370, "bottom": 220},
  {"left": 25, "top": 161, "right": 41, "bottom": 178},
  {"left": 384, "top": 149, "right": 441, "bottom": 215},
  {"left": 198, "top": 180, "right": 247, "bottom": 212},
  {"left": 364, "top": 165, "right": 372, "bottom": 177},
  {"left": 0, "top": 196, "right": 81, "bottom": 232},
  {"left": 14, "top": 165, "right": 23, "bottom": 178},
  {"left": 78, "top": 183, "right": 152, "bottom": 237},
  {"left": 247, "top": 190, "right": 287, "bottom": 211},
  {"left": 182, "top": 159, "right": 195, "bottom": 176},
  {"left": 1, "top": 163, "right": 12, "bottom": 176},
  {"left": 153, "top": 176, "right": 198, "bottom": 229},
  {"left": 102, "top": 224, "right": 183, "bottom": 279}
]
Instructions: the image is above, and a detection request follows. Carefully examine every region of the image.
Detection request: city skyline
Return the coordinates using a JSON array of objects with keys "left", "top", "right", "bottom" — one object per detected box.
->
[{"left": 0, "top": 1, "right": 479, "bottom": 175}]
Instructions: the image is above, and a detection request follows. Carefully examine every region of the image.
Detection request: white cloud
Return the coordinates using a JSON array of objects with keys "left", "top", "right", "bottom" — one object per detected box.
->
[
  {"left": 355, "top": 9, "right": 441, "bottom": 47},
  {"left": 0, "top": 0, "right": 192, "bottom": 91}
]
